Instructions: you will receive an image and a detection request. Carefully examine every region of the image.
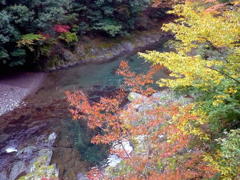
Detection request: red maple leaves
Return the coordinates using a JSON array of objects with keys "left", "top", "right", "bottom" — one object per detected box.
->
[{"left": 53, "top": 24, "right": 71, "bottom": 33}]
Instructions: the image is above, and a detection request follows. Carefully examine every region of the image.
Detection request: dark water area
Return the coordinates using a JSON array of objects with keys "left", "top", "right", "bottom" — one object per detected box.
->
[{"left": 0, "top": 42, "right": 170, "bottom": 179}]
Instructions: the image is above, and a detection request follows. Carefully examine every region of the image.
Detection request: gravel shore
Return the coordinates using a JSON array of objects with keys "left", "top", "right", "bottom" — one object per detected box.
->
[{"left": 0, "top": 72, "right": 46, "bottom": 116}]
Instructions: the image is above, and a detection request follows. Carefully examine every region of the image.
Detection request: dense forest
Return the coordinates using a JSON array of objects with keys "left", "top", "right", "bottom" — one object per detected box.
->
[
  {"left": 0, "top": 0, "right": 239, "bottom": 180},
  {"left": 0, "top": 0, "right": 156, "bottom": 69}
]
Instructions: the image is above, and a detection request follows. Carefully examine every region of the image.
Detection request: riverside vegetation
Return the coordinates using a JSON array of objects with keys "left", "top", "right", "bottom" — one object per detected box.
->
[{"left": 0, "top": 0, "right": 175, "bottom": 70}]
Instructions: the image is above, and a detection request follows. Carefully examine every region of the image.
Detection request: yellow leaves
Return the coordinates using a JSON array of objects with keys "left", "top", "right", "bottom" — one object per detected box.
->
[
  {"left": 17, "top": 33, "right": 46, "bottom": 51},
  {"left": 233, "top": 0, "right": 240, "bottom": 5},
  {"left": 224, "top": 87, "right": 238, "bottom": 94},
  {"left": 140, "top": 51, "right": 224, "bottom": 89},
  {"left": 204, "top": 152, "right": 240, "bottom": 179},
  {"left": 212, "top": 94, "right": 230, "bottom": 106},
  {"left": 170, "top": 104, "right": 209, "bottom": 140},
  {"left": 164, "top": 1, "right": 240, "bottom": 50},
  {"left": 141, "top": 0, "right": 240, "bottom": 90}
]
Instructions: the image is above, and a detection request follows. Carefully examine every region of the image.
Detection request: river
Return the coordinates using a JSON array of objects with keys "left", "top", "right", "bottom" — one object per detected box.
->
[{"left": 0, "top": 41, "right": 169, "bottom": 180}]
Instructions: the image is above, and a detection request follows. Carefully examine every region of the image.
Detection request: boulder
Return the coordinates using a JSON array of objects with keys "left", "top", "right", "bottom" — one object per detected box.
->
[
  {"left": 0, "top": 171, "right": 8, "bottom": 180},
  {"left": 48, "top": 132, "right": 57, "bottom": 146},
  {"left": 151, "top": 90, "right": 193, "bottom": 105},
  {"left": 17, "top": 146, "right": 37, "bottom": 158},
  {"left": 37, "top": 149, "right": 53, "bottom": 167},
  {"left": 22, "top": 149, "right": 58, "bottom": 180},
  {"left": 9, "top": 161, "right": 27, "bottom": 180},
  {"left": 127, "top": 92, "right": 147, "bottom": 102}
]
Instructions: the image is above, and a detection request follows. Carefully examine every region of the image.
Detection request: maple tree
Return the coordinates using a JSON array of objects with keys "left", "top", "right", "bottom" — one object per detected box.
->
[
  {"left": 66, "top": 61, "right": 164, "bottom": 144},
  {"left": 66, "top": 61, "right": 217, "bottom": 179},
  {"left": 140, "top": 0, "right": 240, "bottom": 179}
]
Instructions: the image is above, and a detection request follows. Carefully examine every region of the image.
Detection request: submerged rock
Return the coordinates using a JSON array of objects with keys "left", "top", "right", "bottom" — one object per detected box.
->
[
  {"left": 9, "top": 161, "right": 27, "bottom": 180},
  {"left": 0, "top": 171, "right": 8, "bottom": 180},
  {"left": 17, "top": 146, "right": 37, "bottom": 158},
  {"left": 0, "top": 134, "right": 10, "bottom": 143}
]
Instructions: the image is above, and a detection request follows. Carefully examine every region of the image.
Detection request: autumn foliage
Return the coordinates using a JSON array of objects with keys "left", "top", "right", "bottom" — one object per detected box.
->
[
  {"left": 66, "top": 61, "right": 217, "bottom": 179},
  {"left": 116, "top": 60, "right": 164, "bottom": 96},
  {"left": 141, "top": 0, "right": 240, "bottom": 179},
  {"left": 53, "top": 24, "right": 71, "bottom": 33},
  {"left": 66, "top": 1, "right": 240, "bottom": 179}
]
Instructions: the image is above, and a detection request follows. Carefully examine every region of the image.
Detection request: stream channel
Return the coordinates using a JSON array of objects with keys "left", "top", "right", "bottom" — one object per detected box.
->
[{"left": 0, "top": 41, "right": 170, "bottom": 180}]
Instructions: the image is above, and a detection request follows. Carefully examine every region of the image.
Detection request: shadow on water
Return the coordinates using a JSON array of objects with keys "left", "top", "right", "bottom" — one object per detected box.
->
[{"left": 67, "top": 121, "right": 110, "bottom": 165}]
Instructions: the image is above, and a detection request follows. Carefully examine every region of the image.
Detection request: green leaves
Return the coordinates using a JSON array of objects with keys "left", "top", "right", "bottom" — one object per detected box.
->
[
  {"left": 0, "top": 0, "right": 151, "bottom": 68},
  {"left": 73, "top": 0, "right": 151, "bottom": 36},
  {"left": 93, "top": 19, "right": 122, "bottom": 37},
  {"left": 59, "top": 32, "right": 78, "bottom": 44}
]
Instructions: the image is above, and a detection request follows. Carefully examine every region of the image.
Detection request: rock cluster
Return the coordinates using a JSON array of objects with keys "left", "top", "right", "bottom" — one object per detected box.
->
[
  {"left": 102, "top": 90, "right": 193, "bottom": 177},
  {"left": 0, "top": 133, "right": 59, "bottom": 180}
]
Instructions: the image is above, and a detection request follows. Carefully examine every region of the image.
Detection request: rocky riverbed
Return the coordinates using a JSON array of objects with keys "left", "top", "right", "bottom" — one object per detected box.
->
[{"left": 0, "top": 72, "right": 46, "bottom": 116}]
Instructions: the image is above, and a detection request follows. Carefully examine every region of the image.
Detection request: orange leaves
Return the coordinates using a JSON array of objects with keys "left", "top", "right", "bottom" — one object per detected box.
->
[
  {"left": 91, "top": 134, "right": 120, "bottom": 144},
  {"left": 66, "top": 88, "right": 127, "bottom": 145},
  {"left": 151, "top": 0, "right": 184, "bottom": 8},
  {"left": 66, "top": 61, "right": 216, "bottom": 179},
  {"left": 66, "top": 61, "right": 164, "bottom": 145},
  {"left": 204, "top": 3, "right": 226, "bottom": 14},
  {"left": 87, "top": 167, "right": 103, "bottom": 180},
  {"left": 117, "top": 61, "right": 163, "bottom": 96}
]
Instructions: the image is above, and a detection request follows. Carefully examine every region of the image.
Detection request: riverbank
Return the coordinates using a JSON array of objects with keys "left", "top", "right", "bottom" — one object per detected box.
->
[
  {"left": 46, "top": 29, "right": 172, "bottom": 71},
  {"left": 0, "top": 27, "right": 172, "bottom": 116},
  {"left": 0, "top": 73, "right": 46, "bottom": 116}
]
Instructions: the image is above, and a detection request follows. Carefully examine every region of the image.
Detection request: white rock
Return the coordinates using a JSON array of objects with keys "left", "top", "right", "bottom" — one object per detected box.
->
[
  {"left": 128, "top": 92, "right": 147, "bottom": 102},
  {"left": 112, "top": 140, "right": 133, "bottom": 155},
  {"left": 5, "top": 147, "right": 18, "bottom": 153},
  {"left": 48, "top": 132, "right": 57, "bottom": 144},
  {"left": 107, "top": 155, "right": 122, "bottom": 167},
  {"left": 105, "top": 140, "right": 133, "bottom": 168}
]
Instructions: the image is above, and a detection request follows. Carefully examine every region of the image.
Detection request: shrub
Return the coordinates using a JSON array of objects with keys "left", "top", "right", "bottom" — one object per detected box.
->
[{"left": 59, "top": 32, "right": 78, "bottom": 44}]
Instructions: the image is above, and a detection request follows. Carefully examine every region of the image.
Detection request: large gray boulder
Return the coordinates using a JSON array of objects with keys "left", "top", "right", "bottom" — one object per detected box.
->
[
  {"left": 0, "top": 171, "right": 8, "bottom": 180},
  {"left": 9, "top": 161, "right": 27, "bottom": 180}
]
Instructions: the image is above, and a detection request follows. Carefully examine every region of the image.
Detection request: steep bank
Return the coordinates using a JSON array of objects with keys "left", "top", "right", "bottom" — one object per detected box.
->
[{"left": 46, "top": 30, "right": 172, "bottom": 71}]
